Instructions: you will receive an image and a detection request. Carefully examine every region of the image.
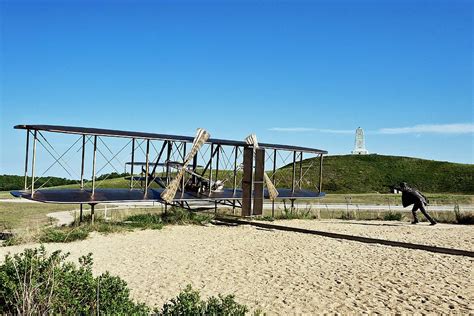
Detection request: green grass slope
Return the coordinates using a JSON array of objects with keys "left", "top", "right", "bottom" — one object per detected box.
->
[
  {"left": 2, "top": 155, "right": 472, "bottom": 194},
  {"left": 283, "top": 154, "right": 473, "bottom": 194}
]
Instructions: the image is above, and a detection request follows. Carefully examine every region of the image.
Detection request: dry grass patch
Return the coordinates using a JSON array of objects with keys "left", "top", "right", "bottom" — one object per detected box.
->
[{"left": 0, "top": 202, "right": 76, "bottom": 230}]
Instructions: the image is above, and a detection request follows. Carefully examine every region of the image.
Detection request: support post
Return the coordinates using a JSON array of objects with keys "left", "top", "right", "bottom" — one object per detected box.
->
[
  {"left": 253, "top": 148, "right": 265, "bottom": 216},
  {"left": 299, "top": 152, "right": 303, "bottom": 189},
  {"left": 31, "top": 130, "right": 38, "bottom": 196},
  {"left": 209, "top": 144, "right": 214, "bottom": 192},
  {"left": 24, "top": 129, "right": 30, "bottom": 190},
  {"left": 319, "top": 154, "right": 324, "bottom": 193},
  {"left": 232, "top": 146, "right": 238, "bottom": 214},
  {"left": 291, "top": 151, "right": 297, "bottom": 210},
  {"left": 232, "top": 146, "right": 238, "bottom": 194},
  {"left": 181, "top": 142, "right": 187, "bottom": 195},
  {"left": 90, "top": 204, "right": 95, "bottom": 224},
  {"left": 241, "top": 147, "right": 253, "bottom": 216},
  {"left": 291, "top": 151, "right": 296, "bottom": 194},
  {"left": 164, "top": 141, "right": 172, "bottom": 213},
  {"left": 215, "top": 145, "right": 220, "bottom": 181},
  {"left": 192, "top": 154, "right": 198, "bottom": 185},
  {"left": 80, "top": 135, "right": 86, "bottom": 189},
  {"left": 80, "top": 135, "right": 86, "bottom": 223},
  {"left": 80, "top": 204, "right": 83, "bottom": 223},
  {"left": 130, "top": 138, "right": 135, "bottom": 189},
  {"left": 272, "top": 149, "right": 277, "bottom": 218},
  {"left": 92, "top": 136, "right": 97, "bottom": 196},
  {"left": 144, "top": 139, "right": 150, "bottom": 195},
  {"left": 166, "top": 141, "right": 172, "bottom": 185}
]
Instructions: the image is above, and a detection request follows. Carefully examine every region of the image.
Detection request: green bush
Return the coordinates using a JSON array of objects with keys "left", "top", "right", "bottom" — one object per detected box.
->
[
  {"left": 156, "top": 284, "right": 248, "bottom": 316},
  {"left": 383, "top": 212, "right": 403, "bottom": 221},
  {"left": 39, "top": 226, "right": 90, "bottom": 243},
  {"left": 123, "top": 208, "right": 212, "bottom": 228},
  {"left": 0, "top": 248, "right": 254, "bottom": 315},
  {"left": 125, "top": 213, "right": 164, "bottom": 229},
  {"left": 160, "top": 207, "right": 213, "bottom": 225},
  {"left": 0, "top": 246, "right": 149, "bottom": 314}
]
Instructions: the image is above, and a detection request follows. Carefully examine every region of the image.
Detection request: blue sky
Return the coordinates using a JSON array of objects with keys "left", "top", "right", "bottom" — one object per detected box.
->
[{"left": 1, "top": 0, "right": 473, "bottom": 176}]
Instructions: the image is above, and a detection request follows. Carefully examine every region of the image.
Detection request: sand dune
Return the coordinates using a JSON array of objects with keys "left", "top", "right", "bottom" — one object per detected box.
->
[{"left": 1, "top": 220, "right": 472, "bottom": 314}]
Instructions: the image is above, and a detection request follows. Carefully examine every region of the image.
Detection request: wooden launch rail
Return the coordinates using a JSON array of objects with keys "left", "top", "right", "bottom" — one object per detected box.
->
[{"left": 215, "top": 217, "right": 474, "bottom": 258}]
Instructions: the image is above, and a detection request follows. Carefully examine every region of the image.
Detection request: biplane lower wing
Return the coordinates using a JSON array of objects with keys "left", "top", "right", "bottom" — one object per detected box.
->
[{"left": 11, "top": 188, "right": 324, "bottom": 204}]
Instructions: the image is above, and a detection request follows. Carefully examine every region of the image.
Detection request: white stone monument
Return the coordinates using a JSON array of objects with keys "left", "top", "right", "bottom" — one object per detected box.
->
[{"left": 351, "top": 127, "right": 368, "bottom": 155}]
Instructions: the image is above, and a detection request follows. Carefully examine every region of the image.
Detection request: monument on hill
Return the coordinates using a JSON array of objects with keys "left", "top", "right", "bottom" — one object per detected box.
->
[{"left": 352, "top": 127, "right": 368, "bottom": 155}]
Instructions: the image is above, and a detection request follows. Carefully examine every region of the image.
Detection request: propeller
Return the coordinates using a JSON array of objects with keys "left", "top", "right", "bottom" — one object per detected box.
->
[
  {"left": 161, "top": 128, "right": 210, "bottom": 203},
  {"left": 245, "top": 134, "right": 279, "bottom": 201}
]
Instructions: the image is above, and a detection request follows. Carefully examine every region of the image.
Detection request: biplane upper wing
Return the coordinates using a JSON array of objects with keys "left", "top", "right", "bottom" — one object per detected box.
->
[{"left": 14, "top": 125, "right": 327, "bottom": 154}]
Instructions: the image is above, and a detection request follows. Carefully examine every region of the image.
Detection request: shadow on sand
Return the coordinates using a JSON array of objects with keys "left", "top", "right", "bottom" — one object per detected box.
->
[{"left": 216, "top": 217, "right": 474, "bottom": 258}]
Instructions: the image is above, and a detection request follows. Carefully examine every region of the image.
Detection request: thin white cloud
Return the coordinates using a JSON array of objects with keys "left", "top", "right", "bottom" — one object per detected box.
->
[
  {"left": 269, "top": 127, "right": 353, "bottom": 134},
  {"left": 318, "top": 129, "right": 354, "bottom": 134},
  {"left": 379, "top": 123, "right": 474, "bottom": 134},
  {"left": 270, "top": 123, "right": 474, "bottom": 135},
  {"left": 269, "top": 127, "right": 317, "bottom": 132}
]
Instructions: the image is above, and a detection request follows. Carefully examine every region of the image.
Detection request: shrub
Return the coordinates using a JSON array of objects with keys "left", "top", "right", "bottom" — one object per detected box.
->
[
  {"left": 39, "top": 226, "right": 90, "bottom": 243},
  {"left": 123, "top": 208, "right": 212, "bottom": 228},
  {"left": 94, "top": 221, "right": 130, "bottom": 234},
  {"left": 383, "top": 212, "right": 403, "bottom": 221},
  {"left": 156, "top": 284, "right": 248, "bottom": 316},
  {"left": 454, "top": 204, "right": 474, "bottom": 225},
  {"left": 205, "top": 293, "right": 250, "bottom": 315},
  {"left": 276, "top": 202, "right": 315, "bottom": 220},
  {"left": 259, "top": 216, "right": 275, "bottom": 222},
  {"left": 124, "top": 213, "right": 164, "bottom": 229},
  {"left": 340, "top": 210, "right": 355, "bottom": 220},
  {"left": 0, "top": 246, "right": 149, "bottom": 314},
  {"left": 160, "top": 207, "right": 213, "bottom": 225},
  {"left": 0, "top": 249, "right": 254, "bottom": 315}
]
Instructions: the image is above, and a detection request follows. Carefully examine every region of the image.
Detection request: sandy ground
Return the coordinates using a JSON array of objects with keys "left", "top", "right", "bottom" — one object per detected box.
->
[{"left": 1, "top": 220, "right": 473, "bottom": 314}]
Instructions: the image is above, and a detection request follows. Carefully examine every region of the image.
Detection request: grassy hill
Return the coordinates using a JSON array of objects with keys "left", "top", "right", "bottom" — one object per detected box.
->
[
  {"left": 281, "top": 154, "right": 474, "bottom": 194},
  {"left": 2, "top": 155, "right": 473, "bottom": 194}
]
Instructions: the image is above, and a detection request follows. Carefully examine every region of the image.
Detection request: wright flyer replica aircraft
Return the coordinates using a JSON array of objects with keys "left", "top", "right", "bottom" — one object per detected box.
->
[{"left": 11, "top": 125, "right": 327, "bottom": 218}]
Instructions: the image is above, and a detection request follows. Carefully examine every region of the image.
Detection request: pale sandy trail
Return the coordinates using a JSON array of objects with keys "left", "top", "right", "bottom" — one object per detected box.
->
[
  {"left": 46, "top": 211, "right": 75, "bottom": 226},
  {"left": 0, "top": 221, "right": 472, "bottom": 314}
]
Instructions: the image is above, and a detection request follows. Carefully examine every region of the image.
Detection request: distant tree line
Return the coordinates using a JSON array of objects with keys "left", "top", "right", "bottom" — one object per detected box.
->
[
  {"left": 0, "top": 175, "right": 77, "bottom": 191},
  {"left": 0, "top": 173, "right": 129, "bottom": 191},
  {"left": 95, "top": 172, "right": 129, "bottom": 181}
]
